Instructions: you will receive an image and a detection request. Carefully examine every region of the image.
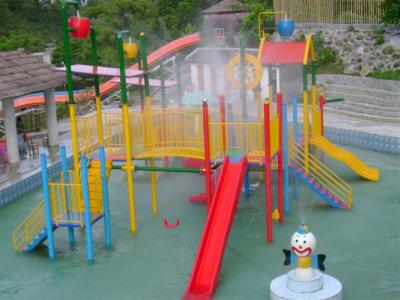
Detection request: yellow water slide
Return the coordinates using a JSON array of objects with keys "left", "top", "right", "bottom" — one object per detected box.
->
[{"left": 310, "top": 135, "right": 379, "bottom": 181}]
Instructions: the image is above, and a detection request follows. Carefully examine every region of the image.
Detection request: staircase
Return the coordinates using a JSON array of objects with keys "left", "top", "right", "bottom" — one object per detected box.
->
[
  {"left": 319, "top": 74, "right": 400, "bottom": 123},
  {"left": 289, "top": 140, "right": 352, "bottom": 208},
  {"left": 12, "top": 200, "right": 54, "bottom": 252},
  {"left": 12, "top": 159, "right": 113, "bottom": 253}
]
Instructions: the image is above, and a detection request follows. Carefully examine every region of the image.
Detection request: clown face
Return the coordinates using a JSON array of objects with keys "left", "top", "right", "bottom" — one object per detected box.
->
[{"left": 290, "top": 229, "right": 316, "bottom": 257}]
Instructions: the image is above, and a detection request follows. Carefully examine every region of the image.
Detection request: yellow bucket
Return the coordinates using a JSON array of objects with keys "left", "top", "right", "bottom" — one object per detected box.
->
[{"left": 123, "top": 41, "right": 138, "bottom": 59}]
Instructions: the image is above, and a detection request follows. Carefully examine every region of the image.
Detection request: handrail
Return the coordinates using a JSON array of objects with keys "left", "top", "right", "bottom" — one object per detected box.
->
[
  {"left": 12, "top": 199, "right": 46, "bottom": 252},
  {"left": 289, "top": 140, "right": 352, "bottom": 207}
]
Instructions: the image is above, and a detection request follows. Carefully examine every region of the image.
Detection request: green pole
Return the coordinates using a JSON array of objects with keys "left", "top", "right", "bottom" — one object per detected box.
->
[
  {"left": 138, "top": 50, "right": 145, "bottom": 107},
  {"left": 135, "top": 165, "right": 201, "bottom": 174},
  {"left": 303, "top": 64, "right": 308, "bottom": 91},
  {"left": 90, "top": 27, "right": 100, "bottom": 97},
  {"left": 139, "top": 32, "right": 150, "bottom": 97},
  {"left": 61, "top": 0, "right": 80, "bottom": 104},
  {"left": 175, "top": 56, "right": 182, "bottom": 106},
  {"left": 240, "top": 35, "right": 247, "bottom": 121},
  {"left": 117, "top": 34, "right": 128, "bottom": 105},
  {"left": 311, "top": 62, "right": 317, "bottom": 86},
  {"left": 160, "top": 60, "right": 166, "bottom": 108}
]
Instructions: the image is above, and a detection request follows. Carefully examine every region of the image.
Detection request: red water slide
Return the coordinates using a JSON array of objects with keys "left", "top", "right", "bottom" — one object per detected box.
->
[
  {"left": 183, "top": 156, "right": 248, "bottom": 300},
  {"left": 13, "top": 32, "right": 201, "bottom": 110}
]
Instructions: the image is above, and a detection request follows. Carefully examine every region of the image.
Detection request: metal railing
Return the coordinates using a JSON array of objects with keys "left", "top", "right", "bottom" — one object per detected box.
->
[
  {"left": 289, "top": 140, "right": 352, "bottom": 207},
  {"left": 12, "top": 199, "right": 45, "bottom": 252}
]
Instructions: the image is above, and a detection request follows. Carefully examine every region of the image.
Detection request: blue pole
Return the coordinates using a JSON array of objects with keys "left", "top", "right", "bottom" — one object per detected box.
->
[
  {"left": 80, "top": 156, "right": 94, "bottom": 263},
  {"left": 292, "top": 96, "right": 299, "bottom": 142},
  {"left": 244, "top": 171, "right": 250, "bottom": 198},
  {"left": 228, "top": 101, "right": 235, "bottom": 149},
  {"left": 292, "top": 96, "right": 299, "bottom": 200},
  {"left": 40, "top": 153, "right": 55, "bottom": 260},
  {"left": 99, "top": 146, "right": 112, "bottom": 247},
  {"left": 283, "top": 103, "right": 289, "bottom": 214},
  {"left": 59, "top": 145, "right": 75, "bottom": 246}
]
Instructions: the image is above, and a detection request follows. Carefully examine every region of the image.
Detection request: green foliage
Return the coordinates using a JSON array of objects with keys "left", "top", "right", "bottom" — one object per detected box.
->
[
  {"left": 312, "top": 31, "right": 336, "bottom": 66},
  {"left": 317, "top": 47, "right": 336, "bottom": 65},
  {"left": 381, "top": 0, "right": 400, "bottom": 25},
  {"left": 241, "top": 1, "right": 274, "bottom": 47},
  {"left": 367, "top": 70, "right": 400, "bottom": 81},
  {"left": 0, "top": 0, "right": 60, "bottom": 53},
  {"left": 347, "top": 25, "right": 356, "bottom": 32},
  {"left": 371, "top": 28, "right": 385, "bottom": 45}
]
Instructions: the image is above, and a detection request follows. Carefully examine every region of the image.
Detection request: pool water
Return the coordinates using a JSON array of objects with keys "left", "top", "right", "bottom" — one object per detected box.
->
[{"left": 0, "top": 145, "right": 399, "bottom": 300}]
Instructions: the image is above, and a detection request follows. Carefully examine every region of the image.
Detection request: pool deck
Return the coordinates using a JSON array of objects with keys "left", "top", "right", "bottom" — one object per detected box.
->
[{"left": 0, "top": 102, "right": 399, "bottom": 206}]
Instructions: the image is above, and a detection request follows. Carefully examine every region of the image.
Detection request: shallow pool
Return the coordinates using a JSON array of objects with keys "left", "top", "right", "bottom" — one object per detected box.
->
[{"left": 0, "top": 145, "right": 399, "bottom": 300}]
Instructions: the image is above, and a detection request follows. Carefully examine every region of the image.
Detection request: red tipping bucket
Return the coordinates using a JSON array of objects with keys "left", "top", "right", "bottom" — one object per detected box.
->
[{"left": 68, "top": 16, "right": 90, "bottom": 39}]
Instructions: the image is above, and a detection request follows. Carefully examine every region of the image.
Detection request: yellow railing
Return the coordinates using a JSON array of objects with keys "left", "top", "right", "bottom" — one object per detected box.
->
[
  {"left": 290, "top": 140, "right": 352, "bottom": 207},
  {"left": 12, "top": 199, "right": 45, "bottom": 252},
  {"left": 78, "top": 108, "right": 280, "bottom": 162},
  {"left": 77, "top": 113, "right": 99, "bottom": 155},
  {"left": 49, "top": 171, "right": 85, "bottom": 226}
]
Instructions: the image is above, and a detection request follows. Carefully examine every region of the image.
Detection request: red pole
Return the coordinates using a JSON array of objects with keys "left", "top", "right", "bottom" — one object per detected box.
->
[
  {"left": 264, "top": 101, "right": 272, "bottom": 243},
  {"left": 202, "top": 99, "right": 212, "bottom": 212},
  {"left": 277, "top": 93, "right": 284, "bottom": 224},
  {"left": 219, "top": 95, "right": 227, "bottom": 152},
  {"left": 319, "top": 95, "right": 325, "bottom": 136}
]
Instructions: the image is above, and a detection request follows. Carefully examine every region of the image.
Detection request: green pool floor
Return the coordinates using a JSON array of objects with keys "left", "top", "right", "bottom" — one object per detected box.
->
[{"left": 0, "top": 145, "right": 399, "bottom": 300}]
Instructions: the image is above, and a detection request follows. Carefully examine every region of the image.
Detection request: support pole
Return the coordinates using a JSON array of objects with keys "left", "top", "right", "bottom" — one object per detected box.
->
[
  {"left": 283, "top": 103, "right": 289, "bottom": 214},
  {"left": 90, "top": 27, "right": 103, "bottom": 145},
  {"left": 277, "top": 93, "right": 284, "bottom": 223},
  {"left": 175, "top": 56, "right": 182, "bottom": 106},
  {"left": 240, "top": 35, "right": 247, "bottom": 121},
  {"left": 80, "top": 156, "right": 94, "bottom": 264},
  {"left": 118, "top": 33, "right": 137, "bottom": 233},
  {"left": 292, "top": 96, "right": 299, "bottom": 201},
  {"left": 244, "top": 171, "right": 251, "bottom": 198},
  {"left": 61, "top": 1, "right": 80, "bottom": 177},
  {"left": 219, "top": 95, "right": 227, "bottom": 152},
  {"left": 59, "top": 145, "right": 75, "bottom": 246},
  {"left": 311, "top": 62, "right": 317, "bottom": 135},
  {"left": 292, "top": 96, "right": 299, "bottom": 141},
  {"left": 44, "top": 89, "right": 59, "bottom": 147},
  {"left": 319, "top": 95, "right": 325, "bottom": 136},
  {"left": 99, "top": 146, "right": 112, "bottom": 247},
  {"left": 264, "top": 101, "right": 272, "bottom": 243},
  {"left": 202, "top": 99, "right": 212, "bottom": 212},
  {"left": 302, "top": 64, "right": 309, "bottom": 172},
  {"left": 139, "top": 32, "right": 158, "bottom": 216},
  {"left": 160, "top": 60, "right": 166, "bottom": 108},
  {"left": 40, "top": 153, "right": 56, "bottom": 259}
]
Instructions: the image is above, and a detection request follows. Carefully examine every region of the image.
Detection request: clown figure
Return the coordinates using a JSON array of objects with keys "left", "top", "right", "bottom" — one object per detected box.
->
[{"left": 283, "top": 225, "right": 326, "bottom": 280}]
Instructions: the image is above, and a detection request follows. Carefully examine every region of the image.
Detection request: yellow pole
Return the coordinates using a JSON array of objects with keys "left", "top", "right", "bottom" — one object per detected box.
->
[
  {"left": 268, "top": 84, "right": 273, "bottom": 114},
  {"left": 303, "top": 90, "right": 309, "bottom": 172},
  {"left": 69, "top": 104, "right": 80, "bottom": 180},
  {"left": 122, "top": 104, "right": 137, "bottom": 233},
  {"left": 96, "top": 96, "right": 104, "bottom": 146},
  {"left": 311, "top": 84, "right": 317, "bottom": 135}
]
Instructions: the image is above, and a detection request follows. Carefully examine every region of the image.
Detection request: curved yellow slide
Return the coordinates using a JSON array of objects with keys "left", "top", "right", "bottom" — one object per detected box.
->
[{"left": 311, "top": 135, "right": 380, "bottom": 181}]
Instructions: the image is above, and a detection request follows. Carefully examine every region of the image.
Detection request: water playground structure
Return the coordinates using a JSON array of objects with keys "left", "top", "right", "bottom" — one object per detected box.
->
[{"left": 12, "top": 3, "right": 379, "bottom": 299}]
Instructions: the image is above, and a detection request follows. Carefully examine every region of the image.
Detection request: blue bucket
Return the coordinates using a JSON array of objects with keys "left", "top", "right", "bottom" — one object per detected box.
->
[{"left": 277, "top": 19, "right": 295, "bottom": 37}]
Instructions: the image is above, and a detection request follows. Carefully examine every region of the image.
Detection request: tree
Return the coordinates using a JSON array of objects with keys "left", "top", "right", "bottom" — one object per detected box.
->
[{"left": 381, "top": 0, "right": 400, "bottom": 25}]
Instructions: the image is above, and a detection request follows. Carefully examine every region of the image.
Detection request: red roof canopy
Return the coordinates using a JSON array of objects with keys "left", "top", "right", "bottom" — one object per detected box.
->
[{"left": 260, "top": 41, "right": 307, "bottom": 65}]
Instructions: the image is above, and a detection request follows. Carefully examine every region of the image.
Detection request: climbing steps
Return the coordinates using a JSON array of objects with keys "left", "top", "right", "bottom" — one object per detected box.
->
[
  {"left": 289, "top": 140, "right": 352, "bottom": 208},
  {"left": 12, "top": 159, "right": 113, "bottom": 253}
]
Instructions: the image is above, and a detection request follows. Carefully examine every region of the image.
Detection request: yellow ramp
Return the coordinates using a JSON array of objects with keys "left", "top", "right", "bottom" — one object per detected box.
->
[{"left": 310, "top": 135, "right": 379, "bottom": 181}]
